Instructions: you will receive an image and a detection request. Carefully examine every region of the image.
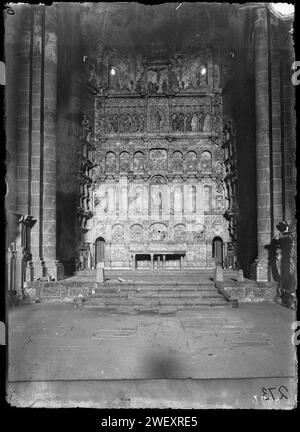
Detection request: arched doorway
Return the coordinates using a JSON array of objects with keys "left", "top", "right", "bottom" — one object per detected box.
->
[
  {"left": 95, "top": 237, "right": 105, "bottom": 265},
  {"left": 212, "top": 237, "right": 223, "bottom": 267}
]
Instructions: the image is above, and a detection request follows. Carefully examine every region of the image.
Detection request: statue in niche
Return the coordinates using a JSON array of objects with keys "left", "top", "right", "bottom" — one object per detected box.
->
[
  {"left": 191, "top": 113, "right": 198, "bottom": 132},
  {"left": 105, "top": 152, "right": 116, "bottom": 173},
  {"left": 154, "top": 110, "right": 163, "bottom": 131},
  {"left": 178, "top": 113, "right": 184, "bottom": 132},
  {"left": 105, "top": 115, "right": 112, "bottom": 133},
  {"left": 172, "top": 151, "right": 183, "bottom": 171},
  {"left": 119, "top": 152, "right": 130, "bottom": 172},
  {"left": 203, "top": 113, "right": 211, "bottom": 132},
  {"left": 129, "top": 80, "right": 135, "bottom": 92},
  {"left": 132, "top": 114, "right": 139, "bottom": 133},
  {"left": 119, "top": 114, "right": 125, "bottom": 133},
  {"left": 130, "top": 225, "right": 143, "bottom": 242},
  {"left": 168, "top": 64, "right": 179, "bottom": 91},
  {"left": 174, "top": 225, "right": 186, "bottom": 242},
  {"left": 112, "top": 226, "right": 124, "bottom": 243},
  {"left": 125, "top": 114, "right": 132, "bottom": 133},
  {"left": 162, "top": 80, "right": 168, "bottom": 93},
  {"left": 98, "top": 191, "right": 108, "bottom": 213},
  {"left": 187, "top": 152, "right": 197, "bottom": 171},
  {"left": 138, "top": 114, "right": 144, "bottom": 132},
  {"left": 185, "top": 113, "right": 192, "bottom": 132},
  {"left": 99, "top": 116, "right": 106, "bottom": 133},
  {"left": 147, "top": 79, "right": 159, "bottom": 94},
  {"left": 216, "top": 195, "right": 223, "bottom": 210},
  {"left": 150, "top": 224, "right": 167, "bottom": 241},
  {"left": 172, "top": 113, "right": 178, "bottom": 132},
  {"left": 201, "top": 151, "right": 212, "bottom": 172},
  {"left": 151, "top": 188, "right": 163, "bottom": 214},
  {"left": 134, "top": 188, "right": 142, "bottom": 213},
  {"left": 197, "top": 65, "right": 208, "bottom": 87},
  {"left": 223, "top": 124, "right": 231, "bottom": 143},
  {"left": 198, "top": 113, "right": 205, "bottom": 131},
  {"left": 135, "top": 77, "right": 142, "bottom": 93},
  {"left": 216, "top": 162, "right": 223, "bottom": 175},
  {"left": 112, "top": 115, "right": 118, "bottom": 133},
  {"left": 133, "top": 152, "right": 144, "bottom": 171}
]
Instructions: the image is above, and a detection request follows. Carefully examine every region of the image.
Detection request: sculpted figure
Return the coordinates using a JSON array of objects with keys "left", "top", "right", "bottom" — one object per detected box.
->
[
  {"left": 138, "top": 114, "right": 144, "bottom": 132},
  {"left": 191, "top": 113, "right": 198, "bottom": 132},
  {"left": 185, "top": 113, "right": 192, "bottom": 132},
  {"left": 172, "top": 113, "right": 178, "bottom": 132},
  {"left": 106, "top": 115, "right": 112, "bottom": 133},
  {"left": 119, "top": 114, "right": 125, "bottom": 133},
  {"left": 132, "top": 114, "right": 139, "bottom": 133},
  {"left": 112, "top": 115, "right": 118, "bottom": 133},
  {"left": 178, "top": 113, "right": 184, "bottom": 132},
  {"left": 125, "top": 114, "right": 132, "bottom": 133}
]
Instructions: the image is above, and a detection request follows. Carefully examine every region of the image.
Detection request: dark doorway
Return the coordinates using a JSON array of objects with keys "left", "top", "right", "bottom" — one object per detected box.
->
[
  {"left": 212, "top": 237, "right": 223, "bottom": 267},
  {"left": 95, "top": 237, "right": 105, "bottom": 264}
]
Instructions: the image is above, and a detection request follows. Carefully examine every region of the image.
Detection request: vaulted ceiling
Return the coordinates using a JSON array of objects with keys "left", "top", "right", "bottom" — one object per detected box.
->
[{"left": 80, "top": 2, "right": 247, "bottom": 57}]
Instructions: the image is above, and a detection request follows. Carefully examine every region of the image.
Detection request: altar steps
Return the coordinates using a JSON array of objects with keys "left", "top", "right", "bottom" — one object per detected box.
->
[{"left": 87, "top": 281, "right": 228, "bottom": 311}]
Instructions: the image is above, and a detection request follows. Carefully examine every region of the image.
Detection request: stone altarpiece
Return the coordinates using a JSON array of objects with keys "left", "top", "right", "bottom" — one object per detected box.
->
[{"left": 83, "top": 47, "right": 231, "bottom": 269}]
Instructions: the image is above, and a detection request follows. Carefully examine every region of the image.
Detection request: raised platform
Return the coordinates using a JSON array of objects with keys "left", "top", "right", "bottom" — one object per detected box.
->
[{"left": 24, "top": 269, "right": 277, "bottom": 311}]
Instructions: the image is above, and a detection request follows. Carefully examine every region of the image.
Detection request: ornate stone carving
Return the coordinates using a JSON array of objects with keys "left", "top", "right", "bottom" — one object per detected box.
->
[
  {"left": 186, "top": 151, "right": 197, "bottom": 171},
  {"left": 130, "top": 224, "right": 143, "bottom": 242},
  {"left": 172, "top": 151, "right": 183, "bottom": 172},
  {"left": 119, "top": 151, "right": 130, "bottom": 172},
  {"left": 174, "top": 224, "right": 187, "bottom": 242},
  {"left": 111, "top": 224, "right": 124, "bottom": 243},
  {"left": 133, "top": 151, "right": 145, "bottom": 171},
  {"left": 148, "top": 149, "right": 168, "bottom": 171},
  {"left": 105, "top": 152, "right": 117, "bottom": 173},
  {"left": 149, "top": 223, "right": 168, "bottom": 241}
]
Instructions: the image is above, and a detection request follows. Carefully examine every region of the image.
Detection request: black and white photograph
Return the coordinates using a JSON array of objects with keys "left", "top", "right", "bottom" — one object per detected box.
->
[{"left": 4, "top": 2, "right": 298, "bottom": 411}]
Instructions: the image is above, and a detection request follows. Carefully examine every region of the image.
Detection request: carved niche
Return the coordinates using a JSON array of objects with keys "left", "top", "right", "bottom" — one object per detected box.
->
[
  {"left": 174, "top": 224, "right": 187, "bottom": 242},
  {"left": 111, "top": 224, "right": 125, "bottom": 243},
  {"left": 130, "top": 224, "right": 143, "bottom": 243},
  {"left": 172, "top": 151, "right": 184, "bottom": 172},
  {"left": 119, "top": 151, "right": 130, "bottom": 172},
  {"left": 186, "top": 151, "right": 197, "bottom": 171},
  {"left": 148, "top": 149, "right": 168, "bottom": 172},
  {"left": 105, "top": 152, "right": 117, "bottom": 173},
  {"left": 149, "top": 223, "right": 168, "bottom": 242},
  {"left": 133, "top": 151, "right": 145, "bottom": 171}
]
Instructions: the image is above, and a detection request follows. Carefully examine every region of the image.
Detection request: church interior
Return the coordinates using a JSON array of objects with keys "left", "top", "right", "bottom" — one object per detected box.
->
[
  {"left": 5, "top": 1, "right": 297, "bottom": 409},
  {"left": 5, "top": 2, "right": 296, "bottom": 303}
]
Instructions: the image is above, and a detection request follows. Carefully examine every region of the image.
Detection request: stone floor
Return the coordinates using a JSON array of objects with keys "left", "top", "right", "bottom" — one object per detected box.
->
[{"left": 7, "top": 300, "right": 297, "bottom": 408}]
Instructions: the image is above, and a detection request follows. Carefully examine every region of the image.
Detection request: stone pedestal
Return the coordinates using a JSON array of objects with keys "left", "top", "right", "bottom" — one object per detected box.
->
[
  {"left": 214, "top": 265, "right": 223, "bottom": 282},
  {"left": 96, "top": 262, "right": 105, "bottom": 284},
  {"left": 237, "top": 269, "right": 244, "bottom": 282},
  {"left": 250, "top": 259, "right": 269, "bottom": 282}
]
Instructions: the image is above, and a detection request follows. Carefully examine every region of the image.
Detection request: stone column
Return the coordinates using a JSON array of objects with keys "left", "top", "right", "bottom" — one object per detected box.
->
[
  {"left": 16, "top": 7, "right": 32, "bottom": 218},
  {"left": 251, "top": 5, "right": 272, "bottom": 281},
  {"left": 162, "top": 254, "right": 166, "bottom": 269},
  {"left": 42, "top": 6, "right": 64, "bottom": 279},
  {"left": 150, "top": 253, "right": 154, "bottom": 269}
]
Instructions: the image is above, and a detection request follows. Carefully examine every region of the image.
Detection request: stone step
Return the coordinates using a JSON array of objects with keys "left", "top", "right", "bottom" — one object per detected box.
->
[
  {"left": 98, "top": 282, "right": 215, "bottom": 289},
  {"left": 92, "top": 289, "right": 223, "bottom": 297},
  {"left": 87, "top": 296, "right": 226, "bottom": 307},
  {"left": 91, "top": 294, "right": 224, "bottom": 302},
  {"left": 85, "top": 302, "right": 227, "bottom": 310}
]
